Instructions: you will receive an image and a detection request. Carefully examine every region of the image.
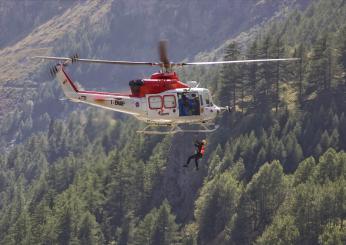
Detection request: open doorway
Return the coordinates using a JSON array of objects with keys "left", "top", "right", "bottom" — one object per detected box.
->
[{"left": 178, "top": 92, "right": 200, "bottom": 116}]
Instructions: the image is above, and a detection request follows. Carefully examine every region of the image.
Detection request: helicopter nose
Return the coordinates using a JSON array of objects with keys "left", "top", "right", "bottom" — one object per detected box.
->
[
  {"left": 210, "top": 106, "right": 221, "bottom": 117},
  {"left": 213, "top": 105, "right": 221, "bottom": 113}
]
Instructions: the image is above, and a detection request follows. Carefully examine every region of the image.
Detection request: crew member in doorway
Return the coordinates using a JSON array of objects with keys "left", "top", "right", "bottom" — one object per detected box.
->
[{"left": 183, "top": 139, "right": 206, "bottom": 170}]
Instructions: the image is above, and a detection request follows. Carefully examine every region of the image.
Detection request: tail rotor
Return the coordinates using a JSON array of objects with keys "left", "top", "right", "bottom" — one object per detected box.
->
[
  {"left": 71, "top": 53, "right": 79, "bottom": 63},
  {"left": 48, "top": 53, "right": 79, "bottom": 78},
  {"left": 49, "top": 65, "right": 58, "bottom": 79}
]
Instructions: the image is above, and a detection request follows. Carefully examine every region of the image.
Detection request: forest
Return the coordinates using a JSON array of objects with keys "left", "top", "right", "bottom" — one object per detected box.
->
[{"left": 0, "top": 0, "right": 345, "bottom": 244}]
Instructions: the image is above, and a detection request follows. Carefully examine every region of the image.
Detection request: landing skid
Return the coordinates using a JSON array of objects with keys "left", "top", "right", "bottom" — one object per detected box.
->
[{"left": 137, "top": 123, "right": 219, "bottom": 135}]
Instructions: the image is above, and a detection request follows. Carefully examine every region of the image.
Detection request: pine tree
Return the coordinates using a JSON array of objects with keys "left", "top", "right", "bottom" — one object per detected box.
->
[
  {"left": 306, "top": 35, "right": 331, "bottom": 94},
  {"left": 78, "top": 212, "right": 103, "bottom": 245},
  {"left": 292, "top": 182, "right": 323, "bottom": 244},
  {"left": 293, "top": 156, "right": 316, "bottom": 186},
  {"left": 315, "top": 148, "right": 345, "bottom": 184},
  {"left": 256, "top": 215, "right": 299, "bottom": 245},
  {"left": 195, "top": 171, "right": 242, "bottom": 244},
  {"left": 246, "top": 39, "right": 260, "bottom": 106},
  {"left": 57, "top": 208, "right": 73, "bottom": 245},
  {"left": 151, "top": 200, "right": 179, "bottom": 245},
  {"left": 295, "top": 44, "right": 306, "bottom": 101},
  {"left": 231, "top": 161, "right": 287, "bottom": 244},
  {"left": 256, "top": 35, "right": 278, "bottom": 110},
  {"left": 218, "top": 42, "right": 242, "bottom": 108},
  {"left": 133, "top": 200, "right": 179, "bottom": 245},
  {"left": 273, "top": 37, "right": 285, "bottom": 112},
  {"left": 133, "top": 209, "right": 156, "bottom": 245},
  {"left": 318, "top": 223, "right": 346, "bottom": 245},
  {"left": 116, "top": 212, "right": 135, "bottom": 245},
  {"left": 335, "top": 24, "right": 346, "bottom": 87}
]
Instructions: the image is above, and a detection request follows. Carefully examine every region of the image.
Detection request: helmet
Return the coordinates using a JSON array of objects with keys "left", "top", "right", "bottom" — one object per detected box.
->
[{"left": 202, "top": 139, "right": 207, "bottom": 145}]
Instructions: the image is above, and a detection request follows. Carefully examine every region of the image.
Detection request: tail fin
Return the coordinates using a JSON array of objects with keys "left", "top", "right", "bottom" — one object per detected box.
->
[{"left": 55, "top": 65, "right": 79, "bottom": 99}]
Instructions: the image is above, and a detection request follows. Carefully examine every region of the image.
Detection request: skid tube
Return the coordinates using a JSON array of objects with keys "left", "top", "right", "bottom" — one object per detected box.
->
[{"left": 137, "top": 123, "right": 219, "bottom": 135}]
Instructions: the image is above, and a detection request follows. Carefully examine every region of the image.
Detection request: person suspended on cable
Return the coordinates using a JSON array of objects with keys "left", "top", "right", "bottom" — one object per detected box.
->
[{"left": 183, "top": 139, "right": 207, "bottom": 170}]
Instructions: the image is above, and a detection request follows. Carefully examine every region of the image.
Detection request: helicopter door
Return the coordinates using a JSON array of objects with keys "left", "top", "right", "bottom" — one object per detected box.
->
[
  {"left": 147, "top": 95, "right": 178, "bottom": 120},
  {"left": 178, "top": 92, "right": 200, "bottom": 116}
]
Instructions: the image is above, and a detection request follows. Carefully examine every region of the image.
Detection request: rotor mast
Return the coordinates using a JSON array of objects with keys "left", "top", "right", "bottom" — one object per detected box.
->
[{"left": 158, "top": 40, "right": 172, "bottom": 73}]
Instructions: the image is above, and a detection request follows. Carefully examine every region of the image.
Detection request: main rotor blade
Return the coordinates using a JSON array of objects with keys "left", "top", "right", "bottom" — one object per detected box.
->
[
  {"left": 179, "top": 58, "right": 300, "bottom": 66},
  {"left": 33, "top": 56, "right": 300, "bottom": 69},
  {"left": 33, "top": 56, "right": 160, "bottom": 66},
  {"left": 158, "top": 40, "right": 170, "bottom": 68}
]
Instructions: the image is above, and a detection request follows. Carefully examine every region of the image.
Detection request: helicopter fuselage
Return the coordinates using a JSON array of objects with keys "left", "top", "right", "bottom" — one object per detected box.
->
[{"left": 56, "top": 64, "right": 222, "bottom": 125}]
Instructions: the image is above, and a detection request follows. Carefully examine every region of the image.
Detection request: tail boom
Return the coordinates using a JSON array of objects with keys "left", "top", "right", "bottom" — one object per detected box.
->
[{"left": 55, "top": 65, "right": 143, "bottom": 116}]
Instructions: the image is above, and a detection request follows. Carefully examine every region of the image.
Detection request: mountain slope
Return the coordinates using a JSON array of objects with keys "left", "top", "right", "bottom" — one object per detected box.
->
[
  {"left": 0, "top": 1, "right": 74, "bottom": 48},
  {"left": 0, "top": 0, "right": 113, "bottom": 118},
  {"left": 1, "top": 0, "right": 345, "bottom": 244}
]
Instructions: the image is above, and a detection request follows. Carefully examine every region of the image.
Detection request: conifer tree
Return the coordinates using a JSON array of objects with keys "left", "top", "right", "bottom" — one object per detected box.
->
[
  {"left": 133, "top": 200, "right": 179, "bottom": 245},
  {"left": 256, "top": 215, "right": 299, "bottom": 245},
  {"left": 335, "top": 24, "right": 346, "bottom": 87},
  {"left": 218, "top": 42, "right": 242, "bottom": 108},
  {"left": 195, "top": 171, "right": 241, "bottom": 244},
  {"left": 246, "top": 39, "right": 260, "bottom": 106},
  {"left": 306, "top": 35, "right": 331, "bottom": 93},
  {"left": 78, "top": 212, "right": 103, "bottom": 245},
  {"left": 231, "top": 161, "right": 287, "bottom": 244}
]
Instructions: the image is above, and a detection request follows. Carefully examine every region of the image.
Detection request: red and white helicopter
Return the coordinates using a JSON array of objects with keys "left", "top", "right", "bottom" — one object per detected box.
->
[{"left": 35, "top": 41, "right": 298, "bottom": 134}]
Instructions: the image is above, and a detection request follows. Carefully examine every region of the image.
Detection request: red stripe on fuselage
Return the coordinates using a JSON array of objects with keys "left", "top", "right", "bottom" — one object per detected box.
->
[
  {"left": 61, "top": 67, "right": 79, "bottom": 92},
  {"left": 78, "top": 90, "right": 132, "bottom": 97}
]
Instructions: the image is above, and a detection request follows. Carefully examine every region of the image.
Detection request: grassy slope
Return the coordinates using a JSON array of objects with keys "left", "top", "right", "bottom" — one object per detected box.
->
[{"left": 0, "top": 0, "right": 112, "bottom": 117}]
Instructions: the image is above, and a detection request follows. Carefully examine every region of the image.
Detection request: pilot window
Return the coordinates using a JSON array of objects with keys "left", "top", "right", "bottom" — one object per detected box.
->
[{"left": 178, "top": 92, "right": 200, "bottom": 116}]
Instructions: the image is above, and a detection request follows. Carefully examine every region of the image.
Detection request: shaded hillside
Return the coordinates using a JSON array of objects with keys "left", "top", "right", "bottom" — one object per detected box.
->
[
  {"left": 0, "top": 1, "right": 73, "bottom": 48},
  {"left": 0, "top": 0, "right": 113, "bottom": 118}
]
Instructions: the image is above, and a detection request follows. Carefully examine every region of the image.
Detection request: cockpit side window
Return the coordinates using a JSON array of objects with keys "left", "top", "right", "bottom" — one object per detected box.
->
[
  {"left": 204, "top": 91, "right": 212, "bottom": 106},
  {"left": 199, "top": 94, "right": 204, "bottom": 106}
]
